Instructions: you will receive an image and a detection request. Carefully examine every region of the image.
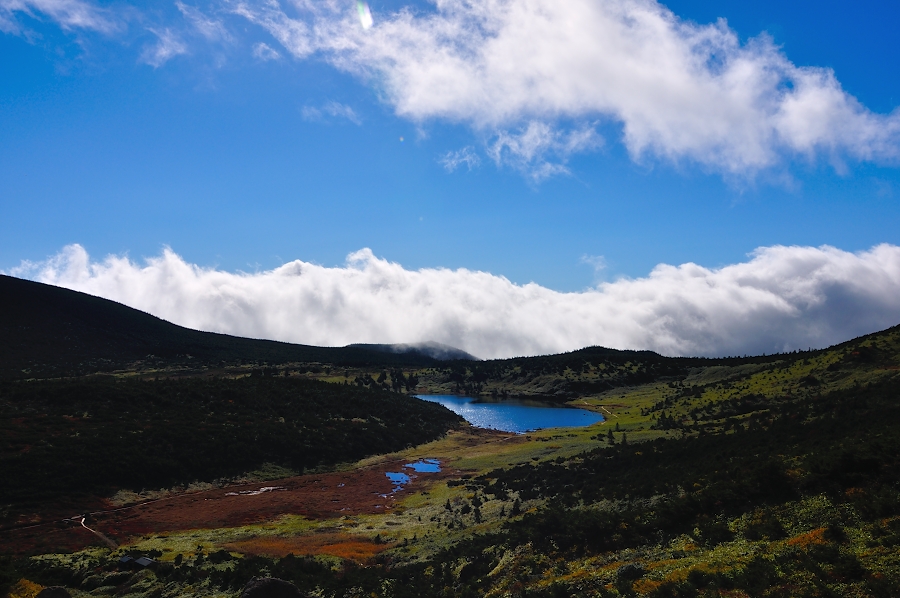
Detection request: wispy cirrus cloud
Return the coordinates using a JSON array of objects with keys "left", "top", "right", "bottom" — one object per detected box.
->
[
  {"left": 441, "top": 146, "right": 480, "bottom": 172},
  {"left": 176, "top": 1, "right": 230, "bottom": 43},
  {"left": 0, "top": 0, "right": 119, "bottom": 34},
  {"left": 487, "top": 121, "right": 603, "bottom": 180},
  {"left": 230, "top": 0, "right": 314, "bottom": 59},
  {"left": 140, "top": 27, "right": 188, "bottom": 67},
  {"left": 301, "top": 101, "right": 362, "bottom": 125},
  {"left": 581, "top": 254, "right": 608, "bottom": 275},
  {"left": 251, "top": 40, "right": 279, "bottom": 61},
  {"left": 10, "top": 243, "right": 900, "bottom": 360}
]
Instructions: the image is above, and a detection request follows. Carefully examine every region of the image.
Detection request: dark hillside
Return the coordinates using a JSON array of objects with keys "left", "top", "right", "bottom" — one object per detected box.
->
[
  {"left": 0, "top": 275, "right": 438, "bottom": 380},
  {"left": 422, "top": 323, "right": 900, "bottom": 399},
  {"left": 0, "top": 376, "right": 462, "bottom": 511}
]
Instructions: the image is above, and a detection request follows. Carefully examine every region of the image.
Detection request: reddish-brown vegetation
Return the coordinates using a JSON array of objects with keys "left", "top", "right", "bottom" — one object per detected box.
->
[
  {"left": 1, "top": 461, "right": 449, "bottom": 555},
  {"left": 224, "top": 533, "right": 390, "bottom": 562}
]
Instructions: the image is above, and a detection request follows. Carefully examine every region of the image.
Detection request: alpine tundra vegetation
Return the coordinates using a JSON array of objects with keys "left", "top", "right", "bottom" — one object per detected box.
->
[{"left": 2, "top": 278, "right": 899, "bottom": 597}]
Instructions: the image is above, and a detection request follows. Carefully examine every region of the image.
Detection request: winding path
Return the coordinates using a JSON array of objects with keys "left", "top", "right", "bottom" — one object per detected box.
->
[{"left": 80, "top": 517, "right": 118, "bottom": 550}]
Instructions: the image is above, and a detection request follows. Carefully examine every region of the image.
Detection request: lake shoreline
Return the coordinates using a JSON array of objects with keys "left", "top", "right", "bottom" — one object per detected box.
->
[{"left": 414, "top": 394, "right": 605, "bottom": 434}]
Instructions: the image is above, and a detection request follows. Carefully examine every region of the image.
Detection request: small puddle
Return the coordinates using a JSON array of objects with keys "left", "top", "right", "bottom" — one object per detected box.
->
[
  {"left": 384, "top": 472, "right": 411, "bottom": 493},
  {"left": 225, "top": 486, "right": 285, "bottom": 497},
  {"left": 405, "top": 459, "right": 441, "bottom": 473},
  {"left": 384, "top": 459, "right": 442, "bottom": 494}
]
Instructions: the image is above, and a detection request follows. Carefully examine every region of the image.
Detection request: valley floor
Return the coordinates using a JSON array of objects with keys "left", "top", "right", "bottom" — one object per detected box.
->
[{"left": 4, "top": 325, "right": 900, "bottom": 597}]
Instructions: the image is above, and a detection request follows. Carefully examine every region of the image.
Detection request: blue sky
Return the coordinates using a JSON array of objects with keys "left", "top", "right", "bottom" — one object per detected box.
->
[{"left": 3, "top": 0, "right": 900, "bottom": 358}]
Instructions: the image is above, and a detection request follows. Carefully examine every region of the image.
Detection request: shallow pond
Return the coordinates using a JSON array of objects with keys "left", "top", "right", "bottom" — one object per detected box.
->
[
  {"left": 384, "top": 472, "right": 411, "bottom": 493},
  {"left": 405, "top": 458, "right": 441, "bottom": 473},
  {"left": 384, "top": 459, "right": 443, "bottom": 494},
  {"left": 415, "top": 394, "right": 604, "bottom": 433}
]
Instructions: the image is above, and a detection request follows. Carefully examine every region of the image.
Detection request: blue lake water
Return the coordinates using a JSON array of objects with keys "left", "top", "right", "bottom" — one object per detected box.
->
[{"left": 415, "top": 395, "right": 604, "bottom": 433}]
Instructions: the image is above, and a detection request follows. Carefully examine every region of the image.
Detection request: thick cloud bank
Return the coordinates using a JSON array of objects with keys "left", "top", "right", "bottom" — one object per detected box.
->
[{"left": 10, "top": 244, "right": 900, "bottom": 360}]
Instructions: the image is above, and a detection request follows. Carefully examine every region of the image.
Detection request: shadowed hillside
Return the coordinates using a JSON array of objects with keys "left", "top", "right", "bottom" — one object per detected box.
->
[
  {"left": 0, "top": 275, "right": 443, "bottom": 380},
  {"left": 0, "top": 376, "right": 463, "bottom": 511}
]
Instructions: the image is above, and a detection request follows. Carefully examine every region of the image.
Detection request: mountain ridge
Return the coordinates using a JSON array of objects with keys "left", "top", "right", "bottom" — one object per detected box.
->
[{"left": 0, "top": 275, "right": 445, "bottom": 380}]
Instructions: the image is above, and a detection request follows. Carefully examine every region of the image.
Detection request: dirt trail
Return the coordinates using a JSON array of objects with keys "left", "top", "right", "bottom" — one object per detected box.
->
[{"left": 80, "top": 517, "right": 118, "bottom": 549}]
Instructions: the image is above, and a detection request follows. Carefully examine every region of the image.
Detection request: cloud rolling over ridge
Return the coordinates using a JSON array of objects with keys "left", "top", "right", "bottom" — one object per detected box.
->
[{"left": 10, "top": 244, "right": 900, "bottom": 360}]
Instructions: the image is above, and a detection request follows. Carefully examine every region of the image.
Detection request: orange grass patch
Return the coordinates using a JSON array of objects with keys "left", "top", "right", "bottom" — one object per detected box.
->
[
  {"left": 662, "top": 563, "right": 724, "bottom": 585},
  {"left": 787, "top": 527, "right": 827, "bottom": 548},
  {"left": 224, "top": 533, "right": 391, "bottom": 562},
  {"left": 7, "top": 579, "right": 43, "bottom": 598},
  {"left": 633, "top": 579, "right": 664, "bottom": 594},
  {"left": 594, "top": 561, "right": 628, "bottom": 573},
  {"left": 647, "top": 559, "right": 680, "bottom": 570}
]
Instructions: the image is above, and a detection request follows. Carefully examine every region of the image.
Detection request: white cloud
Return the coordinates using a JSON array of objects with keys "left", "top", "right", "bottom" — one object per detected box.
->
[
  {"left": 301, "top": 101, "right": 361, "bottom": 124},
  {"left": 581, "top": 254, "right": 608, "bottom": 275},
  {"left": 5, "top": 0, "right": 898, "bottom": 180},
  {"left": 10, "top": 243, "right": 900, "bottom": 360},
  {"left": 229, "top": 0, "right": 900, "bottom": 178},
  {"left": 251, "top": 40, "right": 279, "bottom": 60},
  {"left": 300, "top": 105, "right": 322, "bottom": 120},
  {"left": 487, "top": 121, "right": 603, "bottom": 180},
  {"left": 441, "top": 146, "right": 480, "bottom": 172},
  {"left": 0, "top": 0, "right": 119, "bottom": 34},
  {"left": 176, "top": 1, "right": 231, "bottom": 43},
  {"left": 322, "top": 101, "right": 360, "bottom": 123},
  {"left": 230, "top": 0, "right": 315, "bottom": 59},
  {"left": 141, "top": 27, "right": 188, "bottom": 67}
]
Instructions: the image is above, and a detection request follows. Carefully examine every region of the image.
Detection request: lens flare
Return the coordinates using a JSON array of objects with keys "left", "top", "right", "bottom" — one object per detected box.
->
[{"left": 356, "top": 1, "right": 373, "bottom": 30}]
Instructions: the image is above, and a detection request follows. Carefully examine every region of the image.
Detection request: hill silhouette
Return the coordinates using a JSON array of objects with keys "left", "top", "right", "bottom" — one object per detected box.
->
[{"left": 0, "top": 275, "right": 443, "bottom": 380}]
